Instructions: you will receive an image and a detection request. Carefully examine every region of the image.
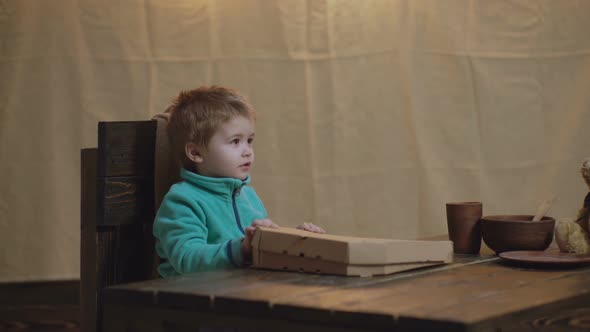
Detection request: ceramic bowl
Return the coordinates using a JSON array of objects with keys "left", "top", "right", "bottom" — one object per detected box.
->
[{"left": 480, "top": 215, "right": 555, "bottom": 254}]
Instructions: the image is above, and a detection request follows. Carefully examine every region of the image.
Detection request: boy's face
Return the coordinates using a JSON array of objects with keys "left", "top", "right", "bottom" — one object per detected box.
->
[{"left": 192, "top": 115, "right": 255, "bottom": 180}]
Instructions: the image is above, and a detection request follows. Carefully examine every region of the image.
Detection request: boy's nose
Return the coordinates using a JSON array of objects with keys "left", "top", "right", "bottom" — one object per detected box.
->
[{"left": 243, "top": 146, "right": 253, "bottom": 157}]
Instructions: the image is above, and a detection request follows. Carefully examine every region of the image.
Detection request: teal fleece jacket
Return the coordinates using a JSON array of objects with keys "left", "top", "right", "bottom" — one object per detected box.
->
[{"left": 153, "top": 168, "right": 268, "bottom": 277}]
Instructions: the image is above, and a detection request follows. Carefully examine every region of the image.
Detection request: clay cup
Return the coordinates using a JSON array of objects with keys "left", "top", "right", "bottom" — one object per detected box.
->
[{"left": 446, "top": 202, "right": 483, "bottom": 254}]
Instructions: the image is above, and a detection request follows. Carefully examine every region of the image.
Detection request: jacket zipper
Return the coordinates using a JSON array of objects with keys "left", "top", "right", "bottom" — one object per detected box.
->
[{"left": 232, "top": 188, "right": 245, "bottom": 234}]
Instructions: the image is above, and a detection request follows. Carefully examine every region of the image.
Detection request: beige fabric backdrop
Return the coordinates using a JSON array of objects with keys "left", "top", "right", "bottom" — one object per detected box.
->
[{"left": 1, "top": 0, "right": 589, "bottom": 281}]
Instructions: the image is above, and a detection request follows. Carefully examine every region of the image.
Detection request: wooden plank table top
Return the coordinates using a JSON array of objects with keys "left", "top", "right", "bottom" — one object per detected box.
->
[{"left": 102, "top": 238, "right": 590, "bottom": 332}]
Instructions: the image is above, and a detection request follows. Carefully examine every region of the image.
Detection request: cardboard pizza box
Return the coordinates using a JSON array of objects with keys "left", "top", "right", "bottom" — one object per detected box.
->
[
  {"left": 253, "top": 250, "right": 444, "bottom": 277},
  {"left": 252, "top": 227, "right": 453, "bottom": 265}
]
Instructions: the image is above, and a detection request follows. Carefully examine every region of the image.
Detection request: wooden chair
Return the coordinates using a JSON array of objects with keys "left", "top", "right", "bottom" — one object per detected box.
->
[{"left": 80, "top": 120, "right": 163, "bottom": 332}]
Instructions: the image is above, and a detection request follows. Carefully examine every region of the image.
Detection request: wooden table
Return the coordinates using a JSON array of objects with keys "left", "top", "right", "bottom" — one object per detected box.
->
[{"left": 102, "top": 246, "right": 590, "bottom": 332}]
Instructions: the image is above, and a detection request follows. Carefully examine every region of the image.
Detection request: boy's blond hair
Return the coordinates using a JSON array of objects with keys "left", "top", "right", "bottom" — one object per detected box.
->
[{"left": 167, "top": 86, "right": 255, "bottom": 170}]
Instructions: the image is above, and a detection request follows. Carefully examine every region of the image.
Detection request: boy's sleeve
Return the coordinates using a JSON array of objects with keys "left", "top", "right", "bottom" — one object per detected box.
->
[
  {"left": 249, "top": 186, "right": 269, "bottom": 218},
  {"left": 153, "top": 190, "right": 245, "bottom": 274}
]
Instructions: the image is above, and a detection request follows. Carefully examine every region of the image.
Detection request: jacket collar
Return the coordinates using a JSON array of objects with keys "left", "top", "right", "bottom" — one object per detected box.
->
[{"left": 180, "top": 168, "right": 250, "bottom": 196}]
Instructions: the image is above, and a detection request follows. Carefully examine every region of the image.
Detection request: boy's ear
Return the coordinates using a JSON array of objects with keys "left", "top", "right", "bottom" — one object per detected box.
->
[{"left": 185, "top": 143, "right": 204, "bottom": 163}]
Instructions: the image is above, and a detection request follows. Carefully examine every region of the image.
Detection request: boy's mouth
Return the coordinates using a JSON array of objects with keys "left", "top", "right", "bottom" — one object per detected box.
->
[{"left": 239, "top": 162, "right": 251, "bottom": 169}]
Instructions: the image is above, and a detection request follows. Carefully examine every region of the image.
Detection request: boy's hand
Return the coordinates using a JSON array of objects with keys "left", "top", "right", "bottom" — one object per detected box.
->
[
  {"left": 296, "top": 222, "right": 326, "bottom": 234},
  {"left": 241, "top": 219, "right": 279, "bottom": 263}
]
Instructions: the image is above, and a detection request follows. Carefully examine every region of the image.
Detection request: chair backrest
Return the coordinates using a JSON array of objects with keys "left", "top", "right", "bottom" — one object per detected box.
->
[{"left": 80, "top": 121, "right": 159, "bottom": 332}]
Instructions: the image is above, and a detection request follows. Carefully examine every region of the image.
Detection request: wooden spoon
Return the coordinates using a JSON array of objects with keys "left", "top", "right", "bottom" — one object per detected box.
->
[{"left": 532, "top": 196, "right": 556, "bottom": 222}]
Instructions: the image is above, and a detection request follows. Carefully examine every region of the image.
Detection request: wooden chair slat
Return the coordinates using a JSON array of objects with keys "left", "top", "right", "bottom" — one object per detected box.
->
[
  {"left": 97, "top": 176, "right": 153, "bottom": 227},
  {"left": 98, "top": 121, "right": 156, "bottom": 177},
  {"left": 96, "top": 224, "right": 156, "bottom": 285},
  {"left": 80, "top": 148, "right": 98, "bottom": 332}
]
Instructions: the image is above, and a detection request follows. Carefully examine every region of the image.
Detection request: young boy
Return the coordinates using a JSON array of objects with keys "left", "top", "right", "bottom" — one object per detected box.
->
[{"left": 154, "top": 86, "right": 323, "bottom": 277}]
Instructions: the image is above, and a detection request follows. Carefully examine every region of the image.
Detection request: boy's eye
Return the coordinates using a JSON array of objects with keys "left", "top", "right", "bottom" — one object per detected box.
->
[
  {"left": 231, "top": 139, "right": 240, "bottom": 145},
  {"left": 247, "top": 138, "right": 254, "bottom": 144}
]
